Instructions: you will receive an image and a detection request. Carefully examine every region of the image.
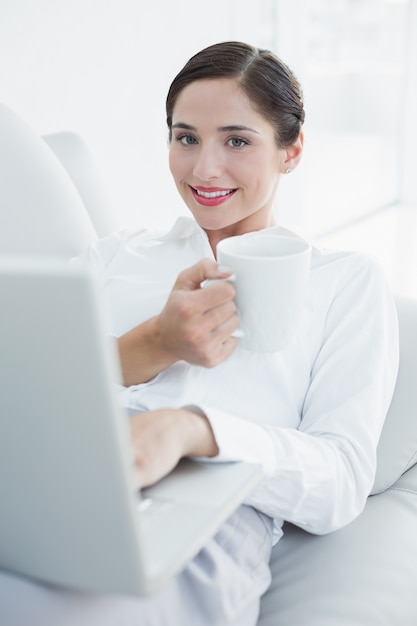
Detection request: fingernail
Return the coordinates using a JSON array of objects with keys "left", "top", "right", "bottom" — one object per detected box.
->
[{"left": 217, "top": 264, "right": 234, "bottom": 274}]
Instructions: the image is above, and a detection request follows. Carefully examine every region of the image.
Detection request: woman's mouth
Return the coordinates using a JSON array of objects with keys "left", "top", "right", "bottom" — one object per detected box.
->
[{"left": 190, "top": 185, "right": 237, "bottom": 206}]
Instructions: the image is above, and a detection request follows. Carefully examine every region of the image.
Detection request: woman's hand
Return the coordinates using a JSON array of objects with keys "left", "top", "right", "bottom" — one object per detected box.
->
[
  {"left": 118, "top": 259, "right": 239, "bottom": 386},
  {"left": 129, "top": 408, "right": 219, "bottom": 488},
  {"left": 155, "top": 258, "right": 239, "bottom": 367}
]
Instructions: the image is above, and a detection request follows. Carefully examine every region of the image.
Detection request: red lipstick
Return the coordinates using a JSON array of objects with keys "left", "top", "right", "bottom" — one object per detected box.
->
[{"left": 190, "top": 185, "right": 237, "bottom": 207}]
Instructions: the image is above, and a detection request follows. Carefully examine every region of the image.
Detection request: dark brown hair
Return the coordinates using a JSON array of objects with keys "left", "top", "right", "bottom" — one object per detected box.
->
[{"left": 166, "top": 41, "right": 305, "bottom": 148}]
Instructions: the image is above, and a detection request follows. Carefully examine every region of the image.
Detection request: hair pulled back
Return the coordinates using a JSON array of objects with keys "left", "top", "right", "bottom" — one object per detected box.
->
[{"left": 166, "top": 41, "right": 305, "bottom": 148}]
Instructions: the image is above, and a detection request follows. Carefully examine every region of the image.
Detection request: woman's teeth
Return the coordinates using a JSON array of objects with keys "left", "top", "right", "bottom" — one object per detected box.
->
[{"left": 195, "top": 189, "right": 234, "bottom": 198}]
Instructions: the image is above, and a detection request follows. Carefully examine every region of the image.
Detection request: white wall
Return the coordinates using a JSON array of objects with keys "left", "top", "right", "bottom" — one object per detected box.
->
[
  {"left": 0, "top": 0, "right": 277, "bottom": 232},
  {"left": 1, "top": 0, "right": 415, "bottom": 237},
  {"left": 401, "top": 0, "right": 417, "bottom": 205}
]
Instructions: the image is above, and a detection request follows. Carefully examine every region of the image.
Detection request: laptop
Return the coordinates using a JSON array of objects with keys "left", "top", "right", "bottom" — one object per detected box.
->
[{"left": 0, "top": 257, "right": 262, "bottom": 597}]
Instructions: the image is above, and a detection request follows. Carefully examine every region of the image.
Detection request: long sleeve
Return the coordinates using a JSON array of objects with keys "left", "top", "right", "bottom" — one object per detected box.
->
[
  {"left": 194, "top": 252, "right": 399, "bottom": 538},
  {"left": 75, "top": 220, "right": 399, "bottom": 543}
]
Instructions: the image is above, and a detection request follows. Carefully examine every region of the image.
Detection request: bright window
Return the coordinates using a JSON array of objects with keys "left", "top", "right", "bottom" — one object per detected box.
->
[{"left": 274, "top": 0, "right": 412, "bottom": 237}]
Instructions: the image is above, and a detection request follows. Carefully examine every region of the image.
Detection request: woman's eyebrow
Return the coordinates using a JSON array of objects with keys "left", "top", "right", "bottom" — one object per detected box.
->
[
  {"left": 219, "top": 125, "right": 260, "bottom": 134},
  {"left": 171, "top": 122, "right": 196, "bottom": 131},
  {"left": 171, "top": 122, "right": 260, "bottom": 134}
]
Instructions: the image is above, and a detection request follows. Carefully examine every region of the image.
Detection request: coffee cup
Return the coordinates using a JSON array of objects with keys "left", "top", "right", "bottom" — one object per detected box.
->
[{"left": 216, "top": 232, "right": 311, "bottom": 352}]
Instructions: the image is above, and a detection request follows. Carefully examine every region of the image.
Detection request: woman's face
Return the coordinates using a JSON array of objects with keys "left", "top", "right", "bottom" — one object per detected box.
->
[{"left": 169, "top": 78, "right": 289, "bottom": 244}]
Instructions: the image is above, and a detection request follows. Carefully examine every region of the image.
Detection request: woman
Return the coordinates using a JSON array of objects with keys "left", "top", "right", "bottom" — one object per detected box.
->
[
  {"left": 74, "top": 41, "right": 399, "bottom": 624},
  {"left": 3, "top": 41, "right": 398, "bottom": 626}
]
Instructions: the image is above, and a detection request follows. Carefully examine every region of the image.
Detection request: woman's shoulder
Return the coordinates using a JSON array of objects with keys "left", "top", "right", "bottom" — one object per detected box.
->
[
  {"left": 73, "top": 226, "right": 157, "bottom": 271},
  {"left": 274, "top": 225, "right": 384, "bottom": 285},
  {"left": 74, "top": 216, "right": 202, "bottom": 274},
  {"left": 309, "top": 241, "right": 391, "bottom": 304},
  {"left": 310, "top": 240, "right": 383, "bottom": 275}
]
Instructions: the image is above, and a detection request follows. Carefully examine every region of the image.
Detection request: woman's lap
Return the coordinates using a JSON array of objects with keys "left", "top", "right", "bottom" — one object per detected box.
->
[{"left": 0, "top": 505, "right": 273, "bottom": 626}]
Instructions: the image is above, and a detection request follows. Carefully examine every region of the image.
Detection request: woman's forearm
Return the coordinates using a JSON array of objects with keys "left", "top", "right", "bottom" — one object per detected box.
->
[{"left": 117, "top": 316, "right": 177, "bottom": 387}]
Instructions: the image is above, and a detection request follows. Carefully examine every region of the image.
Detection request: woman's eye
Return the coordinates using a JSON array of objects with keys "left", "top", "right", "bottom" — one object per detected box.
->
[
  {"left": 227, "top": 137, "right": 247, "bottom": 148},
  {"left": 178, "top": 135, "right": 197, "bottom": 145}
]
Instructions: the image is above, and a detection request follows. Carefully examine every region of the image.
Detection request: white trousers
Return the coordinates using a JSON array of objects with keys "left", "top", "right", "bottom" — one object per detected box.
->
[{"left": 0, "top": 505, "right": 273, "bottom": 626}]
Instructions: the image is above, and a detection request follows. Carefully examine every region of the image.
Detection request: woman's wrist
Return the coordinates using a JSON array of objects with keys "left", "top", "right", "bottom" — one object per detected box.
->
[{"left": 179, "top": 409, "right": 219, "bottom": 458}]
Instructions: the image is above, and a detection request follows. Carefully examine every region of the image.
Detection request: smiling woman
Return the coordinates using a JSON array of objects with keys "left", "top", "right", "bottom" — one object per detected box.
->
[
  {"left": 168, "top": 79, "right": 291, "bottom": 242},
  {"left": 69, "top": 41, "right": 399, "bottom": 625},
  {"left": 166, "top": 41, "right": 304, "bottom": 250},
  {"left": 8, "top": 40, "right": 399, "bottom": 626}
]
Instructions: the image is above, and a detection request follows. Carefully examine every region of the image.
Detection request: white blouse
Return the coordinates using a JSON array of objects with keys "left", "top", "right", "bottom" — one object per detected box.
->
[{"left": 75, "top": 217, "right": 399, "bottom": 544}]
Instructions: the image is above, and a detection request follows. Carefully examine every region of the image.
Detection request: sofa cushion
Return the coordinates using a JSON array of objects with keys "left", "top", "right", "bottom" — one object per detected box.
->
[
  {"left": 372, "top": 295, "right": 417, "bottom": 494},
  {"left": 0, "top": 104, "right": 97, "bottom": 258},
  {"left": 258, "top": 463, "right": 417, "bottom": 626},
  {"left": 42, "top": 132, "right": 117, "bottom": 239}
]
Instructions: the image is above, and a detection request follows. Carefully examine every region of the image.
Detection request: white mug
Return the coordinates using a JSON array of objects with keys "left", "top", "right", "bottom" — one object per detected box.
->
[{"left": 216, "top": 232, "right": 311, "bottom": 352}]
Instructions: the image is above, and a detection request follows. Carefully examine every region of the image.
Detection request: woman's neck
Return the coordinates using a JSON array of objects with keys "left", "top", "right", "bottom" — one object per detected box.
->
[{"left": 205, "top": 215, "right": 277, "bottom": 257}]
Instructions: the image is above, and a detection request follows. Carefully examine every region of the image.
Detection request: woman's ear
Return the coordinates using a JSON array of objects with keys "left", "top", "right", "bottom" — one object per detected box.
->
[{"left": 282, "top": 131, "right": 304, "bottom": 174}]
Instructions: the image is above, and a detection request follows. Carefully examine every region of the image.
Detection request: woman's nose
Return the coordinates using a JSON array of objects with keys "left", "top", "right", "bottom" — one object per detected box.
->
[{"left": 193, "top": 144, "right": 223, "bottom": 181}]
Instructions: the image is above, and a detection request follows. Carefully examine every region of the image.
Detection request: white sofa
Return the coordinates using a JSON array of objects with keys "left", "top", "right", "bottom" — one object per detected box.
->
[{"left": 1, "top": 102, "right": 417, "bottom": 625}]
